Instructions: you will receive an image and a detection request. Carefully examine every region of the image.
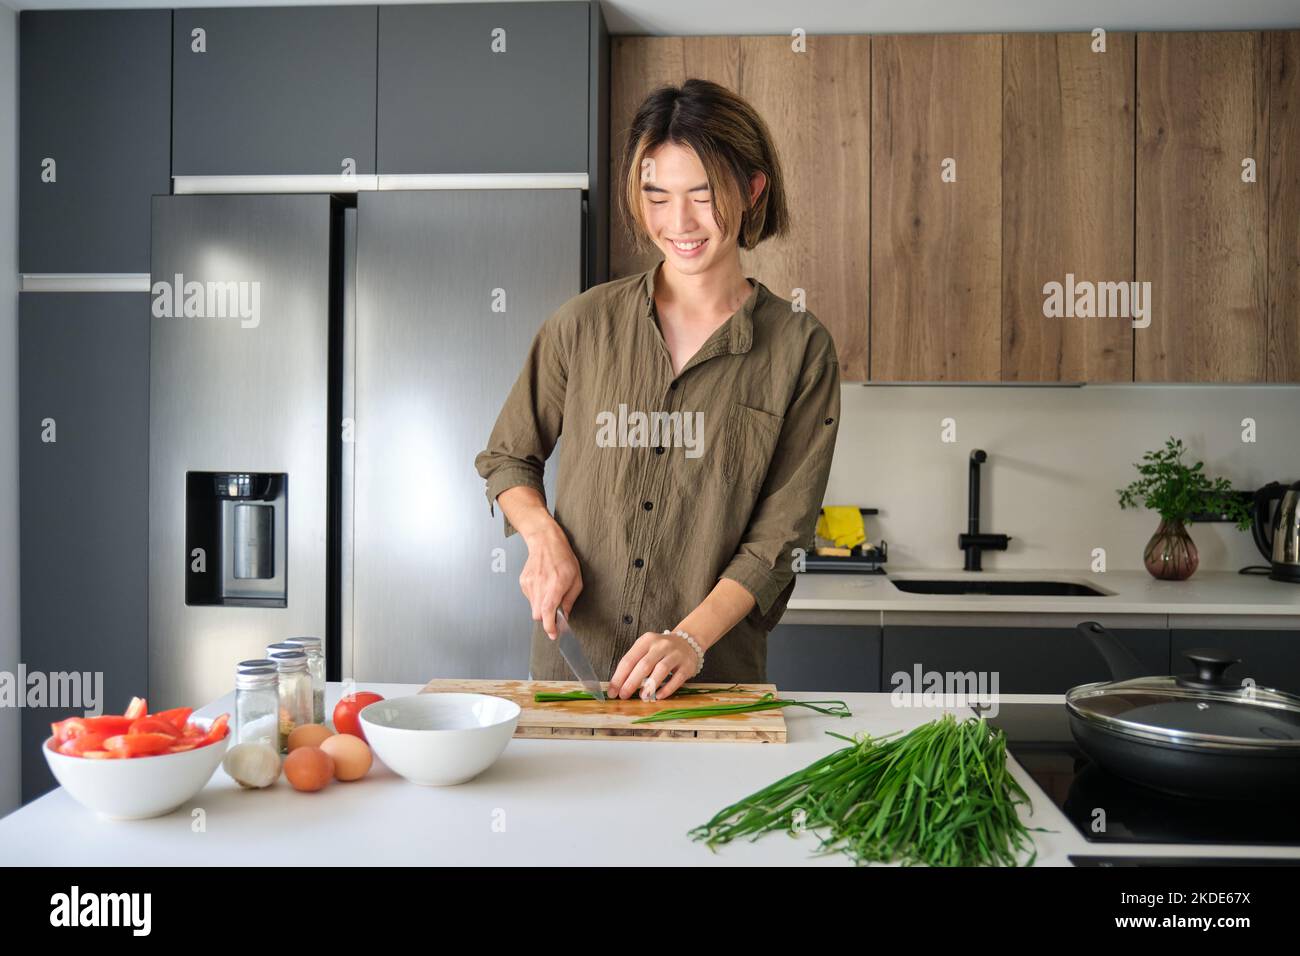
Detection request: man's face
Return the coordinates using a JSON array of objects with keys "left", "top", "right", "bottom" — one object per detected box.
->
[{"left": 639, "top": 142, "right": 730, "bottom": 275}]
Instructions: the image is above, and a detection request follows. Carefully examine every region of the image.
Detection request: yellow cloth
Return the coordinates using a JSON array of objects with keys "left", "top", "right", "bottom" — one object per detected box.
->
[{"left": 816, "top": 506, "right": 866, "bottom": 549}]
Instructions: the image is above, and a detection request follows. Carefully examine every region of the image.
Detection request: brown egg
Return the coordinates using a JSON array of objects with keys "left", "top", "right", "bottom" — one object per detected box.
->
[
  {"left": 320, "top": 733, "right": 373, "bottom": 781},
  {"left": 283, "top": 746, "right": 334, "bottom": 792},
  {"left": 287, "top": 723, "right": 332, "bottom": 752}
]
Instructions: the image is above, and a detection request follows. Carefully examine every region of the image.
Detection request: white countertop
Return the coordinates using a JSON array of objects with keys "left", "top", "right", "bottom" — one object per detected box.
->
[
  {"left": 788, "top": 569, "right": 1300, "bottom": 617},
  {"left": 3, "top": 682, "right": 1296, "bottom": 867}
]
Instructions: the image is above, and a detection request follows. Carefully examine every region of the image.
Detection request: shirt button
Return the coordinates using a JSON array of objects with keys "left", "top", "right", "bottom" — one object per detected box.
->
[
  {"left": 643, "top": 500, "right": 653, "bottom": 511},
  {"left": 669, "top": 381, "right": 679, "bottom": 390},
  {"left": 824, "top": 417, "right": 835, "bottom": 425},
  {"left": 622, "top": 614, "right": 633, "bottom": 625},
  {"left": 654, "top": 446, "right": 665, "bottom": 455},
  {"left": 633, "top": 558, "right": 644, "bottom": 568}
]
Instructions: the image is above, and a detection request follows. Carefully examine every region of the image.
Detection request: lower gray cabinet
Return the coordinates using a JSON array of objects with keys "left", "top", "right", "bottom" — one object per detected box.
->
[
  {"left": 19, "top": 293, "right": 150, "bottom": 803},
  {"left": 767, "top": 624, "right": 880, "bottom": 692},
  {"left": 1170, "top": 628, "right": 1300, "bottom": 696},
  {"left": 881, "top": 625, "right": 1170, "bottom": 695}
]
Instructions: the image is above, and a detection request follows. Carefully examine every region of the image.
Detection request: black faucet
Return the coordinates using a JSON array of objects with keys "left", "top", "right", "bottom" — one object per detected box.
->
[{"left": 959, "top": 449, "right": 1011, "bottom": 571}]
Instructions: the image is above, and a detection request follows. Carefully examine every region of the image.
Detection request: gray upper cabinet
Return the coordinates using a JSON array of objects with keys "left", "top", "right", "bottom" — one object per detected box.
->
[
  {"left": 19, "top": 10, "right": 171, "bottom": 274},
  {"left": 377, "top": 2, "right": 589, "bottom": 175},
  {"left": 172, "top": 6, "right": 378, "bottom": 177},
  {"left": 19, "top": 293, "right": 151, "bottom": 802}
]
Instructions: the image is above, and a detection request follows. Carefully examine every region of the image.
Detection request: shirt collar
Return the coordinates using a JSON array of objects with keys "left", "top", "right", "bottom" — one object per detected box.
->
[{"left": 641, "top": 260, "right": 761, "bottom": 355}]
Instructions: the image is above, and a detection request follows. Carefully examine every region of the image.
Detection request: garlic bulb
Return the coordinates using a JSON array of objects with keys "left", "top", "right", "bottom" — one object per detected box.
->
[{"left": 223, "top": 742, "right": 282, "bottom": 789}]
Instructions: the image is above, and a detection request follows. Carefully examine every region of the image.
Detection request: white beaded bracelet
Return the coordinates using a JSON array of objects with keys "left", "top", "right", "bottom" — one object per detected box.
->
[
  {"left": 641, "top": 630, "right": 708, "bottom": 701},
  {"left": 664, "top": 628, "right": 705, "bottom": 676}
]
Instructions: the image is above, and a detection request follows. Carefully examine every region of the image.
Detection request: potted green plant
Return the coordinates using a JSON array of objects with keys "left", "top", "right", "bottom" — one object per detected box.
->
[{"left": 1117, "top": 437, "right": 1252, "bottom": 581}]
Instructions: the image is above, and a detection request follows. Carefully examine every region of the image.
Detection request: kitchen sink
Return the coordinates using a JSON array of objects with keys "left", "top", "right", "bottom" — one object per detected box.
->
[{"left": 889, "top": 578, "right": 1109, "bottom": 597}]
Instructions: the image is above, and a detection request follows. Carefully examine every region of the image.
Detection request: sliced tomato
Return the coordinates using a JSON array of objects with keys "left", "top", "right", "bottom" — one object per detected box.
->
[
  {"left": 201, "top": 714, "right": 230, "bottom": 745},
  {"left": 82, "top": 750, "right": 118, "bottom": 759},
  {"left": 50, "top": 718, "right": 84, "bottom": 743},
  {"left": 167, "top": 740, "right": 201, "bottom": 753},
  {"left": 58, "top": 733, "right": 110, "bottom": 756},
  {"left": 103, "top": 732, "right": 174, "bottom": 757},
  {"left": 130, "top": 716, "right": 181, "bottom": 738},
  {"left": 123, "top": 697, "right": 148, "bottom": 721},
  {"left": 152, "top": 706, "right": 193, "bottom": 732},
  {"left": 51, "top": 716, "right": 134, "bottom": 743}
]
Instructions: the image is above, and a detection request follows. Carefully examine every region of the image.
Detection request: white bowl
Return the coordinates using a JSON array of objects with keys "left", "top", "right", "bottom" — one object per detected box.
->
[
  {"left": 359, "top": 693, "right": 520, "bottom": 786},
  {"left": 43, "top": 717, "right": 230, "bottom": 820}
]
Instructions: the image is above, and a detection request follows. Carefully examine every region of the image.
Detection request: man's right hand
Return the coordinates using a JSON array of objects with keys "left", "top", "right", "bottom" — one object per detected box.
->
[{"left": 497, "top": 486, "right": 583, "bottom": 640}]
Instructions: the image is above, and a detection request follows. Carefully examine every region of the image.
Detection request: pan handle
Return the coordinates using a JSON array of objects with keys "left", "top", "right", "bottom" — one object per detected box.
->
[{"left": 1076, "top": 621, "right": 1148, "bottom": 682}]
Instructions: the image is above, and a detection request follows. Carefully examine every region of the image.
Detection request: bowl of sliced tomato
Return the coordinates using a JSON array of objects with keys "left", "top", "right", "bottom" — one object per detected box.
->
[{"left": 43, "top": 696, "right": 231, "bottom": 819}]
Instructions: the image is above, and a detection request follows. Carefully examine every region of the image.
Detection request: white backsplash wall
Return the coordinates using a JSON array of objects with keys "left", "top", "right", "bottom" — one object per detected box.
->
[{"left": 824, "top": 385, "right": 1300, "bottom": 573}]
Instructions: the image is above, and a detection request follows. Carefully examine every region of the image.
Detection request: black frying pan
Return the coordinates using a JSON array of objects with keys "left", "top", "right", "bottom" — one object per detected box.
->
[{"left": 1067, "top": 621, "right": 1300, "bottom": 801}]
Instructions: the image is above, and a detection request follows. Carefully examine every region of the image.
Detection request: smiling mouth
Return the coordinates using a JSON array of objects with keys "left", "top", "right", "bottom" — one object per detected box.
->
[{"left": 670, "top": 238, "right": 707, "bottom": 252}]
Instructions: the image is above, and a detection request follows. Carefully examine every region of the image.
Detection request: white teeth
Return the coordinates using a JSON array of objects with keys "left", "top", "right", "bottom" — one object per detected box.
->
[{"left": 672, "top": 239, "right": 705, "bottom": 250}]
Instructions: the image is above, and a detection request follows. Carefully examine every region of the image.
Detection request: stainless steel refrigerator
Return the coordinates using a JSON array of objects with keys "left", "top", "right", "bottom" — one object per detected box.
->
[{"left": 149, "top": 189, "right": 583, "bottom": 708}]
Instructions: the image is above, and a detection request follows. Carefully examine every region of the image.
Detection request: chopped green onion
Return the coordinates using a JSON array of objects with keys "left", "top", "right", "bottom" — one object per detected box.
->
[
  {"left": 531, "top": 687, "right": 852, "bottom": 724},
  {"left": 631, "top": 693, "right": 851, "bottom": 724}
]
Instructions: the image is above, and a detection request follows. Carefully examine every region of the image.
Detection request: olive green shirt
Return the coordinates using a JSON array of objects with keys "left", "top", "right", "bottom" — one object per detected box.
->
[{"left": 474, "top": 262, "right": 840, "bottom": 683}]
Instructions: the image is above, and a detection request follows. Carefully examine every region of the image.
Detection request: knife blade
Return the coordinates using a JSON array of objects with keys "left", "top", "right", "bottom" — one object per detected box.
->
[{"left": 554, "top": 608, "right": 606, "bottom": 701}]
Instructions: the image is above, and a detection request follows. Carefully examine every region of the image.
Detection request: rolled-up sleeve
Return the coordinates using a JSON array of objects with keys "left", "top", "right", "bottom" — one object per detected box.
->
[
  {"left": 720, "top": 335, "right": 840, "bottom": 629},
  {"left": 474, "top": 310, "right": 569, "bottom": 537}
]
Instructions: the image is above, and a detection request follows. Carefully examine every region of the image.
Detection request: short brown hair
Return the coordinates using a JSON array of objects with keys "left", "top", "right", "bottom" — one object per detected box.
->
[{"left": 619, "top": 78, "right": 789, "bottom": 253}]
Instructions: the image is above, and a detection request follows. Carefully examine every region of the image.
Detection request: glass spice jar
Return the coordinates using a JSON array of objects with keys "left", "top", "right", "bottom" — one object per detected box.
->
[
  {"left": 234, "top": 660, "right": 279, "bottom": 749},
  {"left": 284, "top": 636, "right": 325, "bottom": 725},
  {"left": 268, "top": 650, "right": 311, "bottom": 754}
]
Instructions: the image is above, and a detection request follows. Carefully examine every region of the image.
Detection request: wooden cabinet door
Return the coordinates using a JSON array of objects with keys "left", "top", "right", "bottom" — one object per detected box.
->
[
  {"left": 1002, "top": 33, "right": 1135, "bottom": 382},
  {"left": 870, "top": 34, "right": 1002, "bottom": 381},
  {"left": 1268, "top": 31, "right": 1300, "bottom": 382},
  {"left": 608, "top": 36, "right": 871, "bottom": 380},
  {"left": 1136, "top": 32, "right": 1270, "bottom": 382}
]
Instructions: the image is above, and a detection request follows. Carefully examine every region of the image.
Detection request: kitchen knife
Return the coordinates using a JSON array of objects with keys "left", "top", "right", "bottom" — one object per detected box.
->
[{"left": 554, "top": 608, "right": 606, "bottom": 701}]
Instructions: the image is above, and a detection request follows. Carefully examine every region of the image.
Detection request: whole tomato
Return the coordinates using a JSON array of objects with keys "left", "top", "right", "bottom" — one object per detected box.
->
[{"left": 333, "top": 692, "right": 384, "bottom": 741}]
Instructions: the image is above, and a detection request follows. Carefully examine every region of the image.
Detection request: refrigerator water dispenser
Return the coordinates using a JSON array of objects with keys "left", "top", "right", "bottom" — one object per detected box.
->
[{"left": 185, "top": 472, "right": 287, "bottom": 607}]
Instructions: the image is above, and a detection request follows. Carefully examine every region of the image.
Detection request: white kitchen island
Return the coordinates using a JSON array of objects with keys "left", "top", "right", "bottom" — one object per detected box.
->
[{"left": 2, "top": 683, "right": 1296, "bottom": 867}]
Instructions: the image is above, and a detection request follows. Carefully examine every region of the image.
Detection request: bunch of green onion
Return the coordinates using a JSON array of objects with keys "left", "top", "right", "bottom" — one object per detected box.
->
[
  {"left": 689, "top": 713, "right": 1045, "bottom": 866},
  {"left": 533, "top": 686, "right": 852, "bottom": 724}
]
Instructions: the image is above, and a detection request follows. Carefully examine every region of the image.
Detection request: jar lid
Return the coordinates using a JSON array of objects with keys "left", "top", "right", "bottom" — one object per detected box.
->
[
  {"left": 1066, "top": 675, "right": 1300, "bottom": 750},
  {"left": 236, "top": 669, "right": 277, "bottom": 689},
  {"left": 266, "top": 641, "right": 302, "bottom": 655},
  {"left": 237, "top": 659, "right": 276, "bottom": 673},
  {"left": 268, "top": 650, "right": 308, "bottom": 672},
  {"left": 284, "top": 635, "right": 322, "bottom": 648}
]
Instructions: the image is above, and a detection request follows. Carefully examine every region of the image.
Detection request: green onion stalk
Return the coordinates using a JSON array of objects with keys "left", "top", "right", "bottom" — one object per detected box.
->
[
  {"left": 689, "top": 713, "right": 1047, "bottom": 867},
  {"left": 533, "top": 687, "right": 852, "bottom": 724}
]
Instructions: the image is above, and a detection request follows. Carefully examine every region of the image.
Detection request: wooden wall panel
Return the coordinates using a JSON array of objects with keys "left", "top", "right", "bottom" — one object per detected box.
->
[
  {"left": 1002, "top": 32, "right": 1135, "bottom": 382},
  {"left": 1268, "top": 30, "right": 1300, "bottom": 382},
  {"left": 870, "top": 34, "right": 1002, "bottom": 381},
  {"left": 1135, "top": 32, "right": 1269, "bottom": 382},
  {"left": 609, "top": 36, "right": 871, "bottom": 380}
]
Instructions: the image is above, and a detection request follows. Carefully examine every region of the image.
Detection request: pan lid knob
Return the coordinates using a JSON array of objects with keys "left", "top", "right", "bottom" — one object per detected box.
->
[{"left": 1176, "top": 648, "right": 1241, "bottom": 689}]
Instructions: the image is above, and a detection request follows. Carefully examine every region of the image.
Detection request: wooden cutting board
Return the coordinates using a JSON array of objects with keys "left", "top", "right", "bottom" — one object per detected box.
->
[{"left": 420, "top": 678, "right": 787, "bottom": 743}]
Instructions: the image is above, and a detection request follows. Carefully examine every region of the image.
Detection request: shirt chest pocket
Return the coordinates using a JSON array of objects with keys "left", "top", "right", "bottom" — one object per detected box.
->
[{"left": 721, "top": 403, "right": 785, "bottom": 491}]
